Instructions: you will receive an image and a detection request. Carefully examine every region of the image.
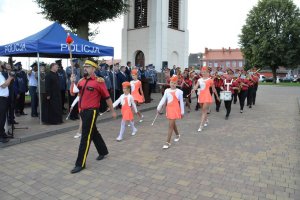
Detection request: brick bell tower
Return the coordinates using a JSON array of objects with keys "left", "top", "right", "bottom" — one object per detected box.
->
[{"left": 121, "top": 0, "right": 189, "bottom": 70}]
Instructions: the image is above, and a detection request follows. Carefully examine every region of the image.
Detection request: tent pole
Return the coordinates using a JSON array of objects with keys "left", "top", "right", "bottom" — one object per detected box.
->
[
  {"left": 37, "top": 53, "right": 42, "bottom": 125},
  {"left": 112, "top": 57, "right": 115, "bottom": 101}
]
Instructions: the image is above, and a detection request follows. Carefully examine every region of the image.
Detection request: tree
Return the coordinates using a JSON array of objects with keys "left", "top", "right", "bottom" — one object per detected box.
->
[
  {"left": 239, "top": 0, "right": 300, "bottom": 83},
  {"left": 34, "top": 0, "right": 129, "bottom": 40}
]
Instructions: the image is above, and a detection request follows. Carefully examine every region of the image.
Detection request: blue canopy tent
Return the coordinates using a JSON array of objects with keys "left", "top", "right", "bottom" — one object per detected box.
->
[
  {"left": 0, "top": 22, "right": 115, "bottom": 124},
  {"left": 0, "top": 22, "right": 114, "bottom": 58}
]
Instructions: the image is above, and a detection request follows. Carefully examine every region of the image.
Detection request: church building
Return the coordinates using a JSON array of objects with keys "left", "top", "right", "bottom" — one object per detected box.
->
[{"left": 121, "top": 0, "right": 189, "bottom": 70}]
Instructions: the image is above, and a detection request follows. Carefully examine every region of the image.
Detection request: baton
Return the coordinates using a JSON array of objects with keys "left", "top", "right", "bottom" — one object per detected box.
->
[
  {"left": 151, "top": 113, "right": 159, "bottom": 126},
  {"left": 100, "top": 109, "right": 110, "bottom": 116},
  {"left": 66, "top": 107, "right": 73, "bottom": 120},
  {"left": 187, "top": 92, "right": 193, "bottom": 97},
  {"left": 66, "top": 96, "right": 79, "bottom": 120}
]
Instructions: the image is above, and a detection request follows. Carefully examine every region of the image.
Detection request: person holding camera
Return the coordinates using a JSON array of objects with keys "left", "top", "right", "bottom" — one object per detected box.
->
[
  {"left": 27, "top": 63, "right": 38, "bottom": 117},
  {"left": 4, "top": 64, "right": 18, "bottom": 125},
  {"left": 0, "top": 63, "right": 14, "bottom": 143}
]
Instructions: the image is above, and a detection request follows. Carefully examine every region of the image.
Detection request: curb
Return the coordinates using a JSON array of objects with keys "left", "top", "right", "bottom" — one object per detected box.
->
[{"left": 0, "top": 105, "right": 158, "bottom": 148}]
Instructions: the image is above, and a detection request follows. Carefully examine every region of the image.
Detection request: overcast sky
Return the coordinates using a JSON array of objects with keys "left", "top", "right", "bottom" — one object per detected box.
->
[{"left": 1, "top": 0, "right": 300, "bottom": 67}]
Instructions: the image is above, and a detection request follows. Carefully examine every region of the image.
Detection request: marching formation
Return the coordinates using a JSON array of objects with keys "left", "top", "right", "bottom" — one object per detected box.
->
[{"left": 69, "top": 58, "right": 260, "bottom": 174}]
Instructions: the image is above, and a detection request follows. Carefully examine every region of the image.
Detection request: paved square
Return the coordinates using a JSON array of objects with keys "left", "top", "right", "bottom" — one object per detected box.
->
[{"left": 0, "top": 86, "right": 300, "bottom": 200}]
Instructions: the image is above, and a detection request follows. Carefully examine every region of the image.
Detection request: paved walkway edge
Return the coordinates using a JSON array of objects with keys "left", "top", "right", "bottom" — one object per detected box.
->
[
  {"left": 298, "top": 97, "right": 300, "bottom": 113},
  {"left": 0, "top": 105, "right": 160, "bottom": 148}
]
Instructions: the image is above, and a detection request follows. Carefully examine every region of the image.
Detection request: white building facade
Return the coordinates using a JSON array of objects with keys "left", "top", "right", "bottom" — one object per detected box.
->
[{"left": 121, "top": 0, "right": 189, "bottom": 70}]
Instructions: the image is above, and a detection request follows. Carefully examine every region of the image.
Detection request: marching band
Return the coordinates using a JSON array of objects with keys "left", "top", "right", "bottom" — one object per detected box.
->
[{"left": 69, "top": 63, "right": 261, "bottom": 173}]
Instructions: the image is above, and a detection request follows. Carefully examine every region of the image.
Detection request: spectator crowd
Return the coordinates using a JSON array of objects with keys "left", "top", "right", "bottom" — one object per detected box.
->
[{"left": 0, "top": 59, "right": 158, "bottom": 143}]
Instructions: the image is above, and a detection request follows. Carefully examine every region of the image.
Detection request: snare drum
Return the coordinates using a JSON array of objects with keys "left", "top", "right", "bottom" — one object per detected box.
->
[{"left": 220, "top": 91, "right": 232, "bottom": 101}]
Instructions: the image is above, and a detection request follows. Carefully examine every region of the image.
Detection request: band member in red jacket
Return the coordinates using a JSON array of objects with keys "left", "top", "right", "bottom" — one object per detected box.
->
[
  {"left": 181, "top": 72, "right": 193, "bottom": 112},
  {"left": 252, "top": 66, "right": 260, "bottom": 105},
  {"left": 222, "top": 69, "right": 239, "bottom": 120},
  {"left": 237, "top": 70, "right": 250, "bottom": 113},
  {"left": 213, "top": 69, "right": 224, "bottom": 112}
]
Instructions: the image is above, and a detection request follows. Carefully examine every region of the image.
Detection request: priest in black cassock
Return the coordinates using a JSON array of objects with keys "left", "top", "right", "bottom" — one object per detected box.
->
[{"left": 43, "top": 63, "right": 63, "bottom": 124}]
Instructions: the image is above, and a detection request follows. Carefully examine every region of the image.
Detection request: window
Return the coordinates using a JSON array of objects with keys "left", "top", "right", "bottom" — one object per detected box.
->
[
  {"left": 168, "top": 0, "right": 179, "bottom": 29},
  {"left": 232, "top": 61, "right": 236, "bottom": 67},
  {"left": 214, "top": 62, "right": 218, "bottom": 67},
  {"left": 135, "top": 51, "right": 145, "bottom": 67},
  {"left": 134, "top": 0, "right": 148, "bottom": 28},
  {"left": 239, "top": 61, "right": 243, "bottom": 67},
  {"left": 226, "top": 61, "right": 230, "bottom": 67}
]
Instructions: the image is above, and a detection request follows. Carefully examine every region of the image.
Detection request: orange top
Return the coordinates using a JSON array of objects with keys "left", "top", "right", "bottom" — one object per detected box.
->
[
  {"left": 166, "top": 91, "right": 182, "bottom": 119},
  {"left": 121, "top": 96, "right": 134, "bottom": 121},
  {"left": 130, "top": 80, "right": 144, "bottom": 103},
  {"left": 197, "top": 78, "right": 214, "bottom": 104}
]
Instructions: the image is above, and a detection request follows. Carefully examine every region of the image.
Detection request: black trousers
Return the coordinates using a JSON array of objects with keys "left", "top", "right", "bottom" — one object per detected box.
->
[
  {"left": 195, "top": 90, "right": 200, "bottom": 109},
  {"left": 29, "top": 86, "right": 38, "bottom": 116},
  {"left": 214, "top": 87, "right": 221, "bottom": 111},
  {"left": 238, "top": 90, "right": 248, "bottom": 110},
  {"left": 0, "top": 97, "right": 8, "bottom": 136},
  {"left": 7, "top": 95, "right": 16, "bottom": 123},
  {"left": 75, "top": 109, "right": 108, "bottom": 167},
  {"left": 61, "top": 90, "right": 66, "bottom": 110},
  {"left": 149, "top": 83, "right": 156, "bottom": 100},
  {"left": 253, "top": 85, "right": 258, "bottom": 105},
  {"left": 142, "top": 79, "right": 150, "bottom": 103},
  {"left": 247, "top": 86, "right": 254, "bottom": 106},
  {"left": 16, "top": 92, "right": 25, "bottom": 113},
  {"left": 233, "top": 89, "right": 238, "bottom": 104},
  {"left": 224, "top": 96, "right": 233, "bottom": 117},
  {"left": 68, "top": 90, "right": 78, "bottom": 118}
]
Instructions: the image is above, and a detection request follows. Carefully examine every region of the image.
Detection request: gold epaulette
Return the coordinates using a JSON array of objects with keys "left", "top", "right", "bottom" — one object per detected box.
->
[{"left": 96, "top": 77, "right": 105, "bottom": 83}]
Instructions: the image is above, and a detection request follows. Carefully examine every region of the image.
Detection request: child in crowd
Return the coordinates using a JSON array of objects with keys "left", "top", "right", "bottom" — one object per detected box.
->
[
  {"left": 113, "top": 82, "right": 138, "bottom": 141},
  {"left": 157, "top": 75, "right": 184, "bottom": 149},
  {"left": 130, "top": 69, "right": 144, "bottom": 122},
  {"left": 192, "top": 67, "right": 219, "bottom": 132}
]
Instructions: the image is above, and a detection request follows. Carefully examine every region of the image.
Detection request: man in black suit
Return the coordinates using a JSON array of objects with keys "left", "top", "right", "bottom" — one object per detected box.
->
[
  {"left": 170, "top": 65, "right": 176, "bottom": 77},
  {"left": 116, "top": 66, "right": 130, "bottom": 95},
  {"left": 125, "top": 61, "right": 132, "bottom": 78}
]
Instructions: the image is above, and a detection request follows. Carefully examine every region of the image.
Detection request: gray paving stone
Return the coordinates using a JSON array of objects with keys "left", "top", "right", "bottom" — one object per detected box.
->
[{"left": 0, "top": 86, "right": 299, "bottom": 199}]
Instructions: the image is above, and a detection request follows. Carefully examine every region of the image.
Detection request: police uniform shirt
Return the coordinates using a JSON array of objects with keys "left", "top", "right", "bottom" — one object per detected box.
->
[
  {"left": 78, "top": 75, "right": 110, "bottom": 110},
  {"left": 28, "top": 71, "right": 38, "bottom": 86},
  {"left": 0, "top": 72, "right": 9, "bottom": 97}
]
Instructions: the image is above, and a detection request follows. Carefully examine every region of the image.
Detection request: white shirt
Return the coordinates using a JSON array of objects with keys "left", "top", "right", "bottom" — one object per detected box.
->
[
  {"left": 28, "top": 71, "right": 38, "bottom": 86},
  {"left": 0, "top": 72, "right": 9, "bottom": 97}
]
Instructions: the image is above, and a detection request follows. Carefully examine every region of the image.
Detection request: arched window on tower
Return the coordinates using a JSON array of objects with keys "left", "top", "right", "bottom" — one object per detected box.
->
[
  {"left": 135, "top": 51, "right": 145, "bottom": 67},
  {"left": 134, "top": 0, "right": 148, "bottom": 28},
  {"left": 168, "top": 0, "right": 179, "bottom": 29}
]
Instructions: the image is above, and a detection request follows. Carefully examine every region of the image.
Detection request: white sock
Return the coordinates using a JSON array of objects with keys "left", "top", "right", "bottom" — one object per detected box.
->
[
  {"left": 118, "top": 120, "right": 126, "bottom": 139},
  {"left": 129, "top": 121, "right": 137, "bottom": 132}
]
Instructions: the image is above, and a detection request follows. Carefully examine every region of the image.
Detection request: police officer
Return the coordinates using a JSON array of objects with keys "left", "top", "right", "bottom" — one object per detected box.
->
[{"left": 70, "top": 58, "right": 116, "bottom": 174}]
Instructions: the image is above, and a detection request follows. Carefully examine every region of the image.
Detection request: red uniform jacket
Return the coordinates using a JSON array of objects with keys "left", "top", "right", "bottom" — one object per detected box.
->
[{"left": 78, "top": 75, "right": 110, "bottom": 110}]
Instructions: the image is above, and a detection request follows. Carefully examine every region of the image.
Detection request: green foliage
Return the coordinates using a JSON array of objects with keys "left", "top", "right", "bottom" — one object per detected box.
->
[
  {"left": 239, "top": 0, "right": 300, "bottom": 70},
  {"left": 34, "top": 0, "right": 129, "bottom": 39}
]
